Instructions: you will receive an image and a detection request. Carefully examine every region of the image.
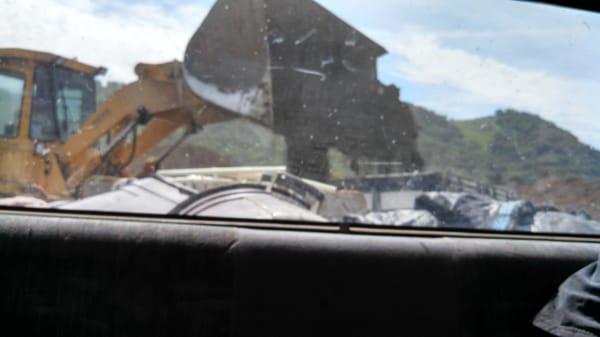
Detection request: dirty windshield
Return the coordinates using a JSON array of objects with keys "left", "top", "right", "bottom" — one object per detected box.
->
[{"left": 1, "top": 0, "right": 599, "bottom": 235}]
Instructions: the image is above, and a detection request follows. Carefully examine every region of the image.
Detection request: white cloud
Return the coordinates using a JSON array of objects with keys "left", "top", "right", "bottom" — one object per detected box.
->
[
  {"left": 0, "top": 0, "right": 208, "bottom": 82},
  {"left": 2, "top": 0, "right": 599, "bottom": 148},
  {"left": 373, "top": 29, "right": 600, "bottom": 148}
]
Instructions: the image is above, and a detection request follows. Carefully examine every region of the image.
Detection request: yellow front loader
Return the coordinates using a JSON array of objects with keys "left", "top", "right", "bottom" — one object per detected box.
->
[{"left": 0, "top": 48, "right": 234, "bottom": 199}]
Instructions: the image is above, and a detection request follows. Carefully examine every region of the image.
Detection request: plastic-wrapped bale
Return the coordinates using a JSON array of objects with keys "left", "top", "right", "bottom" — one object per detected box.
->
[
  {"left": 532, "top": 212, "right": 600, "bottom": 235},
  {"left": 415, "top": 192, "right": 536, "bottom": 231},
  {"left": 57, "top": 177, "right": 194, "bottom": 214},
  {"left": 344, "top": 209, "right": 439, "bottom": 228},
  {"left": 170, "top": 184, "right": 326, "bottom": 222}
]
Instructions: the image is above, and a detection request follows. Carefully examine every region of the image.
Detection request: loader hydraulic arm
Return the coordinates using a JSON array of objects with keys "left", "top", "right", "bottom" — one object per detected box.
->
[{"left": 58, "top": 61, "right": 234, "bottom": 194}]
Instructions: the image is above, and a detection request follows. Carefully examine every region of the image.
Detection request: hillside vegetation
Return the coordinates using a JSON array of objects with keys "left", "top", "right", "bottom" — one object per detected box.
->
[{"left": 411, "top": 105, "right": 600, "bottom": 185}]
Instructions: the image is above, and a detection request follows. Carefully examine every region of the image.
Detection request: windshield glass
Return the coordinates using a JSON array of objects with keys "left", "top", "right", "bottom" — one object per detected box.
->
[
  {"left": 30, "top": 65, "right": 96, "bottom": 142},
  {"left": 1, "top": 0, "right": 600, "bottom": 236},
  {"left": 0, "top": 71, "right": 24, "bottom": 138}
]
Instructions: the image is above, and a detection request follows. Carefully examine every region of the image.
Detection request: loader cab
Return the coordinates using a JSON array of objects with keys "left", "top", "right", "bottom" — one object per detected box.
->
[
  {"left": 0, "top": 49, "right": 102, "bottom": 197},
  {"left": 29, "top": 62, "right": 97, "bottom": 143},
  {"left": 0, "top": 49, "right": 102, "bottom": 143}
]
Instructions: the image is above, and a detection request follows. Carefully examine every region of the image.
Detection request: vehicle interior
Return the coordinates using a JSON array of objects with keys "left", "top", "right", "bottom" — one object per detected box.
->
[{"left": 1, "top": 1, "right": 599, "bottom": 336}]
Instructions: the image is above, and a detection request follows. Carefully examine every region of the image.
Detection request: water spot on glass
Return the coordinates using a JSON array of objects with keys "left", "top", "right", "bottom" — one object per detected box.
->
[
  {"left": 321, "top": 56, "right": 335, "bottom": 68},
  {"left": 343, "top": 59, "right": 358, "bottom": 73},
  {"left": 295, "top": 28, "right": 317, "bottom": 45},
  {"left": 583, "top": 20, "right": 590, "bottom": 29},
  {"left": 345, "top": 30, "right": 357, "bottom": 47},
  {"left": 272, "top": 32, "right": 285, "bottom": 44}
]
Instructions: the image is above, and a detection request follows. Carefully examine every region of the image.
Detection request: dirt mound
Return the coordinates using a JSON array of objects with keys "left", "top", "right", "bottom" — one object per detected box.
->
[
  {"left": 161, "top": 143, "right": 229, "bottom": 169},
  {"left": 519, "top": 177, "right": 600, "bottom": 220}
]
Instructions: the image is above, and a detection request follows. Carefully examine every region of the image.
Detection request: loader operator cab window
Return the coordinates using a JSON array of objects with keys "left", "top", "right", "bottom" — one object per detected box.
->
[
  {"left": 30, "top": 64, "right": 95, "bottom": 142},
  {"left": 0, "top": 71, "right": 24, "bottom": 138}
]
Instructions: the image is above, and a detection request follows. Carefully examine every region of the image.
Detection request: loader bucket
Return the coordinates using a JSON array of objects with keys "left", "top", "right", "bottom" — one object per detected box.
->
[
  {"left": 184, "top": 0, "right": 387, "bottom": 128},
  {"left": 184, "top": 0, "right": 423, "bottom": 180},
  {"left": 183, "top": 0, "right": 273, "bottom": 126}
]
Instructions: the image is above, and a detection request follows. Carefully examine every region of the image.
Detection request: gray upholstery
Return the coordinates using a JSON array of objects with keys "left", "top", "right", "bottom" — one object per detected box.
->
[{"left": 0, "top": 212, "right": 598, "bottom": 336}]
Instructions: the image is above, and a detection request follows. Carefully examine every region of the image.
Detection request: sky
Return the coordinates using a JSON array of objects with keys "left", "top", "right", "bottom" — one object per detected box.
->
[{"left": 1, "top": 0, "right": 599, "bottom": 148}]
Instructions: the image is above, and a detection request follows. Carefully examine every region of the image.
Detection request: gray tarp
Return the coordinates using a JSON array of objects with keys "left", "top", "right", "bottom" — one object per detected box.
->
[
  {"left": 414, "top": 192, "right": 536, "bottom": 231},
  {"left": 347, "top": 192, "right": 600, "bottom": 234},
  {"left": 533, "top": 212, "right": 600, "bottom": 235},
  {"left": 344, "top": 209, "right": 439, "bottom": 228},
  {"left": 57, "top": 177, "right": 193, "bottom": 214}
]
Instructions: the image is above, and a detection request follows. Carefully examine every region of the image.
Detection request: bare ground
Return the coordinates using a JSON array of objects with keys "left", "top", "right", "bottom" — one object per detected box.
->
[{"left": 518, "top": 177, "right": 600, "bottom": 220}]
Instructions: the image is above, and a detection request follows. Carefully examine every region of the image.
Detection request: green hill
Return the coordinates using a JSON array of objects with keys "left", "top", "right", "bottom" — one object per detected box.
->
[
  {"left": 171, "top": 105, "right": 600, "bottom": 186},
  {"left": 411, "top": 105, "right": 600, "bottom": 185}
]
